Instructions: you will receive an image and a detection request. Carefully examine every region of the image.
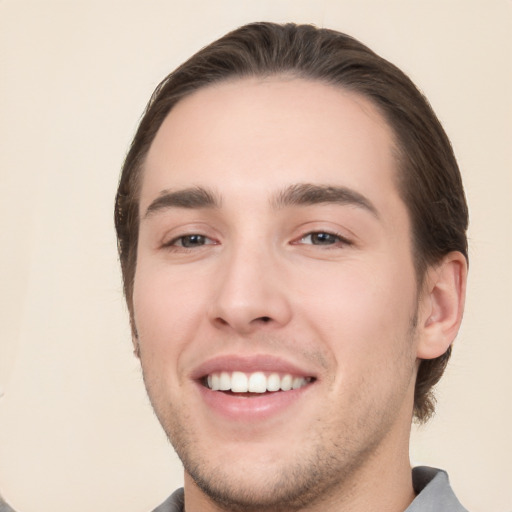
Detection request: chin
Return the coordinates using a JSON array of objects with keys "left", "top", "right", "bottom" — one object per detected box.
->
[
  {"left": 170, "top": 420, "right": 367, "bottom": 512},
  {"left": 184, "top": 455, "right": 339, "bottom": 512}
]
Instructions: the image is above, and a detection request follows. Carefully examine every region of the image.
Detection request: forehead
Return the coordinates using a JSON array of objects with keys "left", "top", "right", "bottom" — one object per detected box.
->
[{"left": 141, "top": 77, "right": 401, "bottom": 215}]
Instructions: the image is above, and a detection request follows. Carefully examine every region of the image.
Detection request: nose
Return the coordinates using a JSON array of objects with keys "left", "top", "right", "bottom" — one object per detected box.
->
[{"left": 209, "top": 242, "right": 293, "bottom": 335}]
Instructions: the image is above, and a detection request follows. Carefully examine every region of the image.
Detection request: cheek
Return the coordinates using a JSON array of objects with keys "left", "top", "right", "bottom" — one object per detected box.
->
[
  {"left": 297, "top": 264, "right": 419, "bottom": 417},
  {"left": 132, "top": 262, "right": 207, "bottom": 360},
  {"left": 293, "top": 259, "right": 418, "bottom": 365}
]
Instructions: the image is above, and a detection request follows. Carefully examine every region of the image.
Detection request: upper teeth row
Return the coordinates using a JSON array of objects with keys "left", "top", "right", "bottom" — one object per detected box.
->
[{"left": 206, "top": 371, "right": 311, "bottom": 393}]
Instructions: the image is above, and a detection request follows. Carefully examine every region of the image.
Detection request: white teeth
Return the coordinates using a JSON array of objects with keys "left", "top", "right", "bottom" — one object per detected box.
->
[
  {"left": 231, "top": 371, "right": 248, "bottom": 392},
  {"left": 248, "top": 372, "right": 267, "bottom": 393},
  {"left": 267, "top": 373, "right": 281, "bottom": 392},
  {"left": 205, "top": 371, "right": 311, "bottom": 393},
  {"left": 280, "top": 374, "right": 292, "bottom": 391},
  {"left": 219, "top": 371, "right": 231, "bottom": 391},
  {"left": 292, "top": 377, "right": 304, "bottom": 389}
]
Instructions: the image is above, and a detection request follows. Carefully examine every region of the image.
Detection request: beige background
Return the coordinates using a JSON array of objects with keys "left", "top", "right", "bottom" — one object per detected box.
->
[{"left": 0, "top": 1, "right": 510, "bottom": 511}]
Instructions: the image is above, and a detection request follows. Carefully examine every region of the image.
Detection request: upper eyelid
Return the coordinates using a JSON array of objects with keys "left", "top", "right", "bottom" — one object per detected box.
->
[
  {"left": 158, "top": 222, "right": 220, "bottom": 243},
  {"left": 296, "top": 226, "right": 352, "bottom": 239},
  {"left": 296, "top": 231, "right": 352, "bottom": 244},
  {"left": 164, "top": 233, "right": 217, "bottom": 247},
  {"left": 155, "top": 220, "right": 357, "bottom": 247}
]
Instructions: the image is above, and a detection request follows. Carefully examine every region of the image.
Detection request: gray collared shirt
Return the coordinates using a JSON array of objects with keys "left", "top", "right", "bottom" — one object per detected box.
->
[
  {"left": 151, "top": 466, "right": 468, "bottom": 512},
  {"left": 407, "top": 466, "right": 468, "bottom": 512},
  {"left": 0, "top": 494, "right": 16, "bottom": 512}
]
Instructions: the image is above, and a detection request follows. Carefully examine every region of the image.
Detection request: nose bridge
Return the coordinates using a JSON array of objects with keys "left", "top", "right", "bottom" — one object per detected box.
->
[{"left": 211, "top": 233, "right": 291, "bottom": 332}]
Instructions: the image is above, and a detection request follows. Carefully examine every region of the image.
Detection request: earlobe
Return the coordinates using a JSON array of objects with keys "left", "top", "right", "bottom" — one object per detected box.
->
[{"left": 416, "top": 252, "right": 468, "bottom": 360}]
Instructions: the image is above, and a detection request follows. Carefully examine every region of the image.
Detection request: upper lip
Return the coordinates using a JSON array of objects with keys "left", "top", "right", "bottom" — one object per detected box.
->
[{"left": 189, "top": 354, "right": 318, "bottom": 381}]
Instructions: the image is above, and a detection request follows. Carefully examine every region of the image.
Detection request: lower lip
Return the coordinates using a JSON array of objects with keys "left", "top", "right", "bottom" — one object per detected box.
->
[{"left": 196, "top": 382, "right": 313, "bottom": 422}]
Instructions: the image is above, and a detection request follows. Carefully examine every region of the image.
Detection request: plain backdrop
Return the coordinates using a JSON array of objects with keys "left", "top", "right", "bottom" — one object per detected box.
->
[{"left": 0, "top": 1, "right": 511, "bottom": 511}]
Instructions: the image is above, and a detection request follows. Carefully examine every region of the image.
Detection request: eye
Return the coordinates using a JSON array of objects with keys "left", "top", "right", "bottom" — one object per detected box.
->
[
  {"left": 167, "top": 234, "right": 216, "bottom": 248},
  {"left": 299, "top": 232, "right": 348, "bottom": 246}
]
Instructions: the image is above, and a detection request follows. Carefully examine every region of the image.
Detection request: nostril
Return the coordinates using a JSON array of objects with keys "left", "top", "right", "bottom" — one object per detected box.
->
[{"left": 259, "top": 316, "right": 272, "bottom": 323}]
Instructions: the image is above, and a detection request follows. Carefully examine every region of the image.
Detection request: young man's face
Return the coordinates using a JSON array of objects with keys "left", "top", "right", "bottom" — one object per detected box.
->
[{"left": 133, "top": 78, "right": 426, "bottom": 509}]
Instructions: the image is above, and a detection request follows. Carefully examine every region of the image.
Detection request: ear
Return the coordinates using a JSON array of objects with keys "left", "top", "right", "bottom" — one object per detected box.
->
[{"left": 416, "top": 251, "right": 468, "bottom": 359}]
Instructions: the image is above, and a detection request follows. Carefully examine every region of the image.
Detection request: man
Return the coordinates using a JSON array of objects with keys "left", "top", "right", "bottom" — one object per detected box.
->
[{"left": 115, "top": 22, "right": 468, "bottom": 512}]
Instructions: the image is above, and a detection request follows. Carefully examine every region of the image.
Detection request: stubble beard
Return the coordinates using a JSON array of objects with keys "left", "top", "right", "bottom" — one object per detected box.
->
[
  {"left": 141, "top": 311, "right": 419, "bottom": 512},
  {"left": 161, "top": 405, "right": 378, "bottom": 512},
  {"left": 145, "top": 375, "right": 413, "bottom": 512}
]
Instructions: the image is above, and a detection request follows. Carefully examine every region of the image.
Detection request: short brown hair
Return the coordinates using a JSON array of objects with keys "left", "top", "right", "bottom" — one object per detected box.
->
[{"left": 115, "top": 22, "right": 468, "bottom": 422}]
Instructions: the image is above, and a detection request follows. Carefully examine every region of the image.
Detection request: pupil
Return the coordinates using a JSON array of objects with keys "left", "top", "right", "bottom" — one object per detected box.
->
[
  {"left": 183, "top": 235, "right": 204, "bottom": 247},
  {"left": 313, "top": 233, "right": 334, "bottom": 244}
]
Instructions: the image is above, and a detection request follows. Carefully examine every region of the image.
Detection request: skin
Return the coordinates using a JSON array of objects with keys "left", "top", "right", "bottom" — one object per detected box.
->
[{"left": 133, "top": 78, "right": 466, "bottom": 512}]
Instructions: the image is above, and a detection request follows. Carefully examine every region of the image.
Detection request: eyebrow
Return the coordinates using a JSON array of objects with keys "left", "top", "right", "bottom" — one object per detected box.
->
[
  {"left": 143, "top": 182, "right": 379, "bottom": 219},
  {"left": 272, "top": 183, "right": 379, "bottom": 218},
  {"left": 143, "top": 186, "right": 221, "bottom": 219}
]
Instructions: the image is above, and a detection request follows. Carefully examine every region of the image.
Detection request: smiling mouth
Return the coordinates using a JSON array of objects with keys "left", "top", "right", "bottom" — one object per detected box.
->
[{"left": 202, "top": 371, "right": 315, "bottom": 394}]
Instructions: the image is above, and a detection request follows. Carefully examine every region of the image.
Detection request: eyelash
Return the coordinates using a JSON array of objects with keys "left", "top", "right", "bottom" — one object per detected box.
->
[
  {"left": 295, "top": 231, "right": 352, "bottom": 248},
  {"left": 163, "top": 234, "right": 217, "bottom": 250},
  {"left": 163, "top": 230, "right": 352, "bottom": 252}
]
